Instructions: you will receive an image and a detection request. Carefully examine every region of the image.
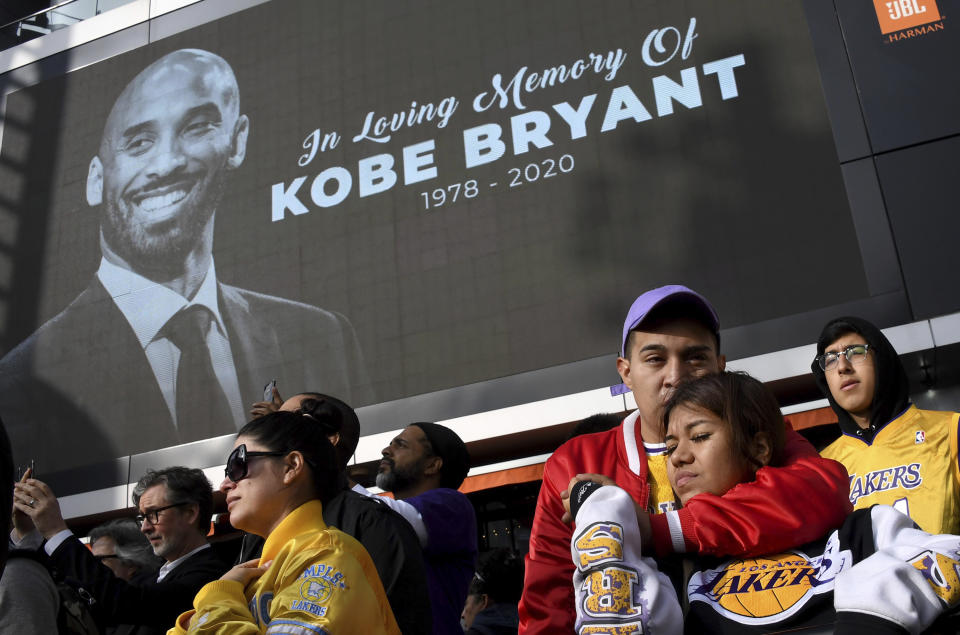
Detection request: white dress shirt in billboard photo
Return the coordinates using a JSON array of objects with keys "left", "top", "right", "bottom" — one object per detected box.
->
[{"left": 96, "top": 258, "right": 245, "bottom": 429}]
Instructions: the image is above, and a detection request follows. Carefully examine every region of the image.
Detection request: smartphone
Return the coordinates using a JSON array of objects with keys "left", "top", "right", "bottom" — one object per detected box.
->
[
  {"left": 17, "top": 459, "right": 35, "bottom": 481},
  {"left": 263, "top": 380, "right": 277, "bottom": 401}
]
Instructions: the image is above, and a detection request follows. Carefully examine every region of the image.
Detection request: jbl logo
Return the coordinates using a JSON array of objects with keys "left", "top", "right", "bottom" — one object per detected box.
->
[
  {"left": 874, "top": 0, "right": 942, "bottom": 34},
  {"left": 888, "top": 0, "right": 927, "bottom": 20}
]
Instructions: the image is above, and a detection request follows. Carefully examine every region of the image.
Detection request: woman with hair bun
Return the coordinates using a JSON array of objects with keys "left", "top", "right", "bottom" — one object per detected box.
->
[{"left": 171, "top": 410, "right": 400, "bottom": 634}]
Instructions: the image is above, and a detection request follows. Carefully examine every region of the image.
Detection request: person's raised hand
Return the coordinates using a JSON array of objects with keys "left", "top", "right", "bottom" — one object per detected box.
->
[
  {"left": 250, "top": 386, "right": 284, "bottom": 418},
  {"left": 560, "top": 473, "right": 617, "bottom": 524},
  {"left": 13, "top": 474, "right": 68, "bottom": 540},
  {"left": 11, "top": 468, "right": 35, "bottom": 540}
]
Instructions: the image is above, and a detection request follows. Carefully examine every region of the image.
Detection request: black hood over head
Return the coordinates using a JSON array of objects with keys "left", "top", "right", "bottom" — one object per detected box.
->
[{"left": 811, "top": 316, "right": 910, "bottom": 441}]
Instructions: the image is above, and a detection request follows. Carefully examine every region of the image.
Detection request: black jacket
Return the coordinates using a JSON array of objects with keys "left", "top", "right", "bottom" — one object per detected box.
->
[{"left": 49, "top": 536, "right": 228, "bottom": 634}]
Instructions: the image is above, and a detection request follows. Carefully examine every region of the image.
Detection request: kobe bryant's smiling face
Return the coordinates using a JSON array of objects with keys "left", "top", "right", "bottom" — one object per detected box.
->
[{"left": 87, "top": 50, "right": 248, "bottom": 273}]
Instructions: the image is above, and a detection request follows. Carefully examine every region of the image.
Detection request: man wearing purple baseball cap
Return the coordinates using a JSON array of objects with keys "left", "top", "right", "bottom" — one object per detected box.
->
[{"left": 519, "top": 285, "right": 852, "bottom": 635}]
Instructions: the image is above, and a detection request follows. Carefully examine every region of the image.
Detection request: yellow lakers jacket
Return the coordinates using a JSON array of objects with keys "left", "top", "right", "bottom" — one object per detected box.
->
[
  {"left": 822, "top": 405, "right": 960, "bottom": 534},
  {"left": 169, "top": 500, "right": 400, "bottom": 634}
]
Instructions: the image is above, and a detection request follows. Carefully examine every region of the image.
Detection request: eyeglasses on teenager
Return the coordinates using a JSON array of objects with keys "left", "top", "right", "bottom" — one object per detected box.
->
[{"left": 816, "top": 344, "right": 871, "bottom": 371}]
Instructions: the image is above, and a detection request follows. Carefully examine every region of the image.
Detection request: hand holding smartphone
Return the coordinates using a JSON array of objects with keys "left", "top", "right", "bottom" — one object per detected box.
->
[
  {"left": 250, "top": 381, "right": 282, "bottom": 418},
  {"left": 16, "top": 460, "right": 35, "bottom": 481}
]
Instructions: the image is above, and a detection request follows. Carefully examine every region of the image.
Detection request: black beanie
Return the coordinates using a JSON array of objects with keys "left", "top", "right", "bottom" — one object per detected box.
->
[
  {"left": 811, "top": 316, "right": 910, "bottom": 439},
  {"left": 409, "top": 422, "right": 471, "bottom": 490}
]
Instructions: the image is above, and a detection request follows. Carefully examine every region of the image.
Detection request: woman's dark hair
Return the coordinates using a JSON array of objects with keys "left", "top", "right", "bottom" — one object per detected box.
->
[
  {"left": 238, "top": 411, "right": 344, "bottom": 502},
  {"left": 812, "top": 316, "right": 909, "bottom": 433},
  {"left": 662, "top": 372, "right": 785, "bottom": 470},
  {"left": 296, "top": 393, "right": 360, "bottom": 471}
]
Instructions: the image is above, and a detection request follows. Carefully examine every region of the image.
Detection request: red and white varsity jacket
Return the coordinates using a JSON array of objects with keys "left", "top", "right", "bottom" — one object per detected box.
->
[{"left": 518, "top": 410, "right": 852, "bottom": 634}]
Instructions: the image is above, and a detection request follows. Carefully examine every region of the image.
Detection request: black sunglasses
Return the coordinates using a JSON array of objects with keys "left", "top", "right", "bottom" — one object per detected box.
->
[{"left": 225, "top": 444, "right": 286, "bottom": 483}]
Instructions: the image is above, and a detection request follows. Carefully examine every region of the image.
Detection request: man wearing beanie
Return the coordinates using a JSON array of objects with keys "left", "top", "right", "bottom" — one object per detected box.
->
[
  {"left": 519, "top": 284, "right": 853, "bottom": 634},
  {"left": 359, "top": 421, "right": 477, "bottom": 635},
  {"left": 812, "top": 316, "right": 960, "bottom": 534}
]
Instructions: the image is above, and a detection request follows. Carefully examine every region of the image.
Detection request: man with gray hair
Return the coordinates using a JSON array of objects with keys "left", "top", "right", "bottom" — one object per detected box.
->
[
  {"left": 13, "top": 466, "right": 227, "bottom": 634},
  {"left": 0, "top": 48, "right": 368, "bottom": 473},
  {"left": 89, "top": 518, "right": 161, "bottom": 583}
]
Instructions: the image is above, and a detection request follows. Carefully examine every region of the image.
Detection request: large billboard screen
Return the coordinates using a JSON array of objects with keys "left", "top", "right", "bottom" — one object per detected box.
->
[{"left": 0, "top": 0, "right": 867, "bottom": 475}]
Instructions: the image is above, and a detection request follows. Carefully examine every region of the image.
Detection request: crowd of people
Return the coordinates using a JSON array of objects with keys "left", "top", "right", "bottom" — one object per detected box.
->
[
  {"left": 1, "top": 283, "right": 958, "bottom": 634},
  {"left": 521, "top": 285, "right": 960, "bottom": 634},
  {"left": 2, "top": 391, "right": 479, "bottom": 634},
  {"left": 2, "top": 40, "right": 955, "bottom": 634}
]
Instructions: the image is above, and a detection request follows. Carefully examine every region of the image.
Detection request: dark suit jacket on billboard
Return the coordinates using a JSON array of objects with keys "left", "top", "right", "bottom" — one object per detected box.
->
[
  {"left": 0, "top": 277, "right": 370, "bottom": 472},
  {"left": 49, "top": 536, "right": 227, "bottom": 634}
]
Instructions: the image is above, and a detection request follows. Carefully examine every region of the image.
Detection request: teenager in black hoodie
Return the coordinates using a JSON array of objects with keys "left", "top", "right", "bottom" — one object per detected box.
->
[{"left": 812, "top": 316, "right": 959, "bottom": 534}]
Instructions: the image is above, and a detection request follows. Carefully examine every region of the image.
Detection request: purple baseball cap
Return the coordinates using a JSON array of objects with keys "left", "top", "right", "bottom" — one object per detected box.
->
[{"left": 619, "top": 284, "right": 719, "bottom": 357}]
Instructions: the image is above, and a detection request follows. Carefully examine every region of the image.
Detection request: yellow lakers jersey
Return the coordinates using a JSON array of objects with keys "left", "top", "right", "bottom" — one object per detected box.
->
[
  {"left": 822, "top": 406, "right": 960, "bottom": 534},
  {"left": 645, "top": 441, "right": 678, "bottom": 514}
]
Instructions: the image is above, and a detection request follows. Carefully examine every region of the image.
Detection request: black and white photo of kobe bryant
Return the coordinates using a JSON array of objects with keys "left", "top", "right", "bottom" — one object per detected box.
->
[{"left": 0, "top": 49, "right": 370, "bottom": 471}]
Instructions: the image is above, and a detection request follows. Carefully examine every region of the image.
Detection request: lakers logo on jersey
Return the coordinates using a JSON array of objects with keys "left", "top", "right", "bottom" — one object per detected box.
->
[
  {"left": 299, "top": 577, "right": 334, "bottom": 604},
  {"left": 688, "top": 549, "right": 849, "bottom": 625},
  {"left": 848, "top": 462, "right": 921, "bottom": 506},
  {"left": 911, "top": 550, "right": 960, "bottom": 607}
]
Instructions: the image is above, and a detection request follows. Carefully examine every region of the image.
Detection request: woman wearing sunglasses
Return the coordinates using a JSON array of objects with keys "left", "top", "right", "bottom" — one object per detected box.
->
[
  {"left": 565, "top": 372, "right": 960, "bottom": 633},
  {"left": 812, "top": 316, "right": 960, "bottom": 535},
  {"left": 171, "top": 411, "right": 400, "bottom": 634}
]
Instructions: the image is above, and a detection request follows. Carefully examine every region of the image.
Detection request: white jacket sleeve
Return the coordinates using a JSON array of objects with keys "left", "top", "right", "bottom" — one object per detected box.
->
[
  {"left": 834, "top": 505, "right": 960, "bottom": 632},
  {"left": 352, "top": 484, "right": 429, "bottom": 547},
  {"left": 571, "top": 485, "right": 683, "bottom": 635}
]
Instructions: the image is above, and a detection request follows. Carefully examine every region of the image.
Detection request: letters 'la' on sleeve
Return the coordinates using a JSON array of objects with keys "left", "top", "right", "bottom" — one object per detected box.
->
[
  {"left": 571, "top": 486, "right": 683, "bottom": 635},
  {"left": 648, "top": 427, "right": 853, "bottom": 558}
]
